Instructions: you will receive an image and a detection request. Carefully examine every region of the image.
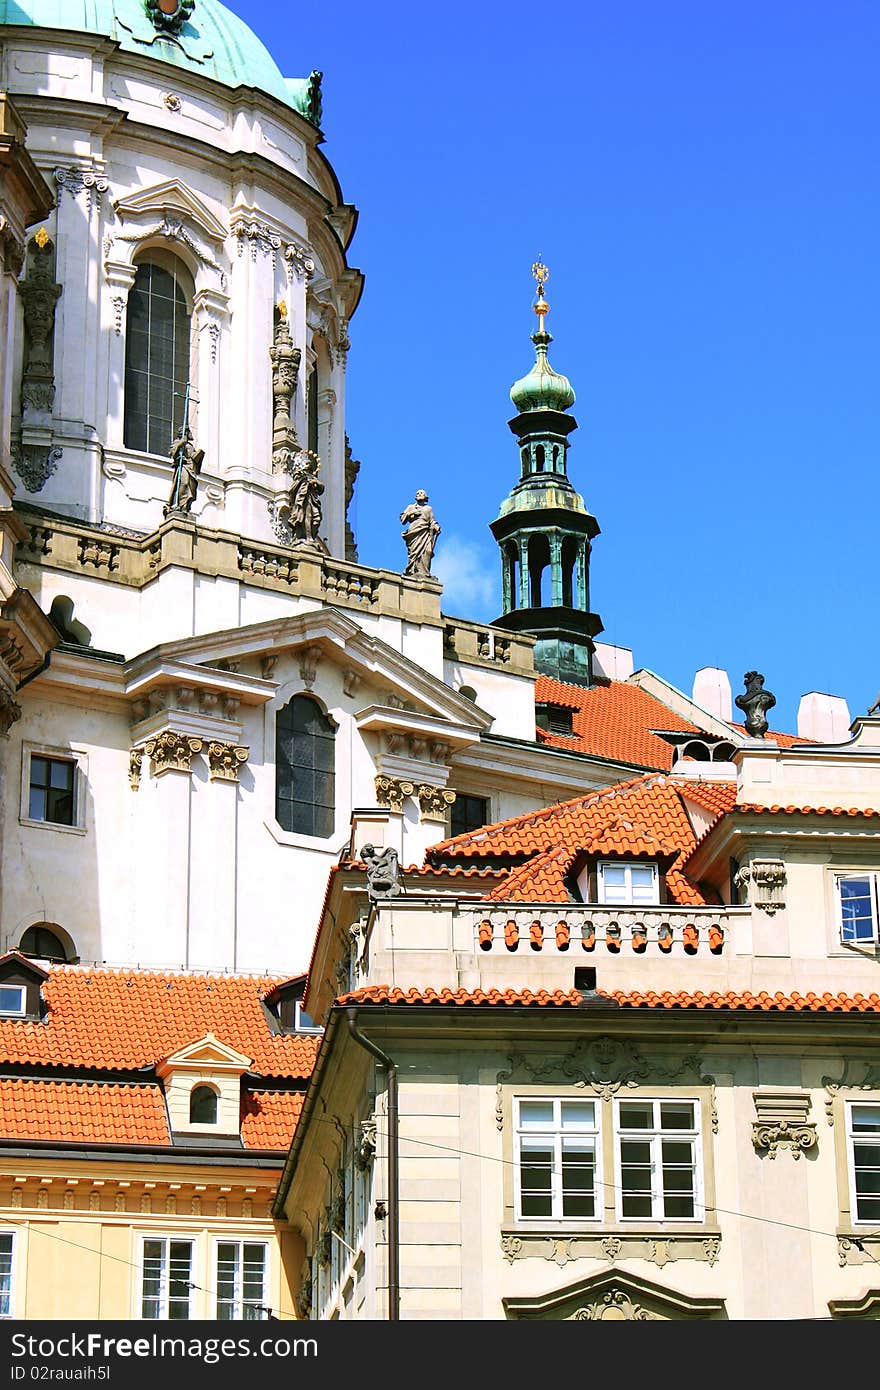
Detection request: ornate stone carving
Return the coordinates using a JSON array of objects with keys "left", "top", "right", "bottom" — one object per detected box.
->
[
  {"left": 298, "top": 645, "right": 321, "bottom": 691},
  {"left": 374, "top": 775, "right": 414, "bottom": 813},
  {"left": 430, "top": 740, "right": 451, "bottom": 764},
  {"left": 284, "top": 243, "right": 315, "bottom": 280},
  {"left": 165, "top": 427, "right": 204, "bottom": 517},
  {"left": 144, "top": 731, "right": 203, "bottom": 776},
  {"left": 501, "top": 1227, "right": 721, "bottom": 1269},
  {"left": 573, "top": 1290, "right": 659, "bottom": 1321},
  {"left": 600, "top": 1237, "right": 621, "bottom": 1261},
  {"left": 500, "top": 1234, "right": 522, "bottom": 1264},
  {"left": 752, "top": 1120, "right": 817, "bottom": 1159},
  {"left": 54, "top": 166, "right": 108, "bottom": 209},
  {"left": 361, "top": 844, "right": 402, "bottom": 902},
  {"left": 111, "top": 216, "right": 222, "bottom": 272},
  {"left": 0, "top": 215, "right": 25, "bottom": 277},
  {"left": 206, "top": 742, "right": 248, "bottom": 783},
  {"left": 11, "top": 442, "right": 62, "bottom": 493},
  {"left": 735, "top": 670, "right": 776, "bottom": 738},
  {"left": 78, "top": 536, "right": 118, "bottom": 571},
  {"left": 234, "top": 218, "right": 281, "bottom": 262},
  {"left": 19, "top": 236, "right": 62, "bottom": 413},
  {"left": 0, "top": 689, "right": 22, "bottom": 737},
  {"left": 162, "top": 91, "right": 182, "bottom": 112},
  {"left": 269, "top": 307, "right": 301, "bottom": 472},
  {"left": 342, "top": 668, "right": 360, "bottom": 699},
  {"left": 356, "top": 1118, "right": 377, "bottom": 1170},
  {"left": 111, "top": 294, "right": 126, "bottom": 335},
  {"left": 273, "top": 450, "right": 329, "bottom": 552},
  {"left": 344, "top": 435, "right": 360, "bottom": 562},
  {"left": 734, "top": 858, "right": 786, "bottom": 915},
  {"left": 400, "top": 490, "right": 440, "bottom": 577},
  {"left": 822, "top": 1060, "right": 880, "bottom": 1125},
  {"left": 417, "top": 784, "right": 456, "bottom": 822},
  {"left": 317, "top": 1230, "right": 332, "bottom": 1267},
  {"left": 128, "top": 748, "right": 143, "bottom": 791}
]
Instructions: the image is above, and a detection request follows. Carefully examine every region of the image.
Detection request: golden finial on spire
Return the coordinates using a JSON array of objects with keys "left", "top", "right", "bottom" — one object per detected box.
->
[{"left": 531, "top": 259, "right": 550, "bottom": 328}]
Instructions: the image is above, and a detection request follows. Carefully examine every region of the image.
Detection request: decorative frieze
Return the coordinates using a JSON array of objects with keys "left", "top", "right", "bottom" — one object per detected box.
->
[
  {"left": 752, "top": 1091, "right": 817, "bottom": 1159},
  {"left": 417, "top": 784, "right": 456, "bottom": 822},
  {"left": 734, "top": 858, "right": 786, "bottom": 915},
  {"left": 500, "top": 1228, "right": 722, "bottom": 1269},
  {"left": 206, "top": 742, "right": 248, "bottom": 783},
  {"left": 374, "top": 775, "right": 414, "bottom": 813},
  {"left": 144, "top": 731, "right": 203, "bottom": 776}
]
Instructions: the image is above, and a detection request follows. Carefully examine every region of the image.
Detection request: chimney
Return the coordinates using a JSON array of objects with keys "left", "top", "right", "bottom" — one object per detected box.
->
[
  {"left": 692, "top": 667, "right": 733, "bottom": 723},
  {"left": 797, "top": 692, "right": 851, "bottom": 744}
]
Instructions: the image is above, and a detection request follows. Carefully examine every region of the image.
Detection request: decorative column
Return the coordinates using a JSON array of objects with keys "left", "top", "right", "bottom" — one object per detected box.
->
[
  {"left": 225, "top": 210, "right": 279, "bottom": 538},
  {"left": 132, "top": 733, "right": 203, "bottom": 966}
]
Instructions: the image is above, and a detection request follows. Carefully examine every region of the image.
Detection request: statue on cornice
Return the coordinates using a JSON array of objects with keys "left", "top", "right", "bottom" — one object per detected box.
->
[
  {"left": 361, "top": 844, "right": 402, "bottom": 902},
  {"left": 400, "top": 489, "right": 440, "bottom": 577},
  {"left": 286, "top": 449, "right": 329, "bottom": 553},
  {"left": 735, "top": 671, "right": 776, "bottom": 738},
  {"left": 164, "top": 426, "right": 204, "bottom": 517}
]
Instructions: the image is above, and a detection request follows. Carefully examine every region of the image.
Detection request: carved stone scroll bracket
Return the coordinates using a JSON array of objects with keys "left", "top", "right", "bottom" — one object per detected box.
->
[
  {"left": 822, "top": 1061, "right": 880, "bottom": 1125},
  {"left": 417, "top": 784, "right": 456, "bottom": 823},
  {"left": 144, "top": 732, "right": 203, "bottom": 776},
  {"left": 735, "top": 858, "right": 786, "bottom": 915},
  {"left": 342, "top": 668, "right": 360, "bottom": 699},
  {"left": 206, "top": 742, "right": 248, "bottom": 783},
  {"left": 128, "top": 748, "right": 143, "bottom": 791},
  {"left": 11, "top": 443, "right": 62, "bottom": 494},
  {"left": 0, "top": 689, "right": 22, "bottom": 738},
  {"left": 298, "top": 645, "right": 321, "bottom": 691},
  {"left": 374, "top": 775, "right": 414, "bottom": 814}
]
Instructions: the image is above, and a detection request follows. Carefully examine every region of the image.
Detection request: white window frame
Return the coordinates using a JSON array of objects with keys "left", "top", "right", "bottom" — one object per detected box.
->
[
  {"left": 213, "top": 1238, "right": 269, "bottom": 1321},
  {"left": 0, "top": 1231, "right": 15, "bottom": 1318},
  {"left": 834, "top": 872, "right": 880, "bottom": 946},
  {"left": 19, "top": 743, "right": 88, "bottom": 836},
  {"left": 596, "top": 860, "right": 660, "bottom": 906},
  {"left": 0, "top": 985, "right": 26, "bottom": 1017},
  {"left": 139, "top": 1235, "right": 194, "bottom": 1320},
  {"left": 613, "top": 1097, "right": 703, "bottom": 1223},
  {"left": 846, "top": 1100, "right": 880, "bottom": 1226},
  {"left": 514, "top": 1097, "right": 602, "bottom": 1222}
]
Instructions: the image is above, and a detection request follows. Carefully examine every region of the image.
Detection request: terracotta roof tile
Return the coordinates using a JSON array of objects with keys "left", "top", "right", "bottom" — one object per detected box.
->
[
  {"left": 735, "top": 803, "right": 880, "bottom": 818},
  {"left": 337, "top": 986, "right": 880, "bottom": 1013},
  {"left": 240, "top": 1090, "right": 305, "bottom": 1151},
  {"left": 0, "top": 966, "right": 318, "bottom": 1080},
  {"left": 0, "top": 1077, "right": 170, "bottom": 1146},
  {"left": 535, "top": 675, "right": 699, "bottom": 768}
]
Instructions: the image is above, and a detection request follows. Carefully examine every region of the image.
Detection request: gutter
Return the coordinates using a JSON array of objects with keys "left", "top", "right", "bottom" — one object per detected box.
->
[{"left": 345, "top": 1008, "right": 399, "bottom": 1323}]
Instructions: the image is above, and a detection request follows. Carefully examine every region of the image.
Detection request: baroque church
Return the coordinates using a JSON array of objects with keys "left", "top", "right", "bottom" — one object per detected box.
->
[{"left": 0, "top": 0, "right": 879, "bottom": 1324}]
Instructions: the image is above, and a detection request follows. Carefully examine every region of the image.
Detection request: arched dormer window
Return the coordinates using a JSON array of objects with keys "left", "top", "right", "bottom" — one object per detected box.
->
[
  {"left": 276, "top": 694, "right": 336, "bottom": 838},
  {"left": 189, "top": 1085, "right": 218, "bottom": 1125},
  {"left": 19, "top": 922, "right": 76, "bottom": 964},
  {"left": 124, "top": 255, "right": 194, "bottom": 455}
]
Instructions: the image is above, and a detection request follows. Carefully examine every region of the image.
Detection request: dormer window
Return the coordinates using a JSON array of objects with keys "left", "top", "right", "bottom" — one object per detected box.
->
[
  {"left": 0, "top": 985, "right": 25, "bottom": 1017},
  {"left": 189, "top": 1085, "right": 219, "bottom": 1125},
  {"left": 536, "top": 703, "right": 575, "bottom": 736},
  {"left": 264, "top": 977, "right": 322, "bottom": 1034},
  {"left": 596, "top": 861, "right": 660, "bottom": 906}
]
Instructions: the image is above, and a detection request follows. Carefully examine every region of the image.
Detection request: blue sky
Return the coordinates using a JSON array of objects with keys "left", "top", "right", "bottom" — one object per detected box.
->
[{"left": 232, "top": 0, "right": 879, "bottom": 734}]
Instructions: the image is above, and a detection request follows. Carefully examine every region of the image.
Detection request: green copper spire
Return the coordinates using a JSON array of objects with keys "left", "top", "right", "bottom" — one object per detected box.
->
[{"left": 489, "top": 263, "right": 603, "bottom": 687}]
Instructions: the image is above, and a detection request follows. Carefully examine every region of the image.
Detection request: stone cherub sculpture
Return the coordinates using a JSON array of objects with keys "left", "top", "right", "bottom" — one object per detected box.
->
[
  {"left": 361, "top": 843, "right": 403, "bottom": 902},
  {"left": 735, "top": 670, "right": 776, "bottom": 738},
  {"left": 400, "top": 489, "right": 440, "bottom": 577},
  {"left": 164, "top": 426, "right": 204, "bottom": 517}
]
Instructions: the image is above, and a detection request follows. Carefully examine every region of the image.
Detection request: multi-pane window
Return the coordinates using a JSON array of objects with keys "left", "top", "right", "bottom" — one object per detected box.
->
[
  {"left": 450, "top": 793, "right": 489, "bottom": 839},
  {"left": 598, "top": 860, "right": 659, "bottom": 906},
  {"left": 847, "top": 1102, "right": 880, "bottom": 1223},
  {"left": 141, "top": 1238, "right": 193, "bottom": 1319},
  {"left": 835, "top": 874, "right": 880, "bottom": 945},
  {"left": 28, "top": 756, "right": 75, "bottom": 826},
  {"left": 0, "top": 1233, "right": 13, "bottom": 1317},
  {"left": 216, "top": 1241, "right": 268, "bottom": 1320},
  {"left": 275, "top": 695, "right": 335, "bottom": 838},
  {"left": 615, "top": 1099, "right": 701, "bottom": 1221},
  {"left": 515, "top": 1098, "right": 600, "bottom": 1220},
  {"left": 124, "top": 260, "right": 191, "bottom": 456}
]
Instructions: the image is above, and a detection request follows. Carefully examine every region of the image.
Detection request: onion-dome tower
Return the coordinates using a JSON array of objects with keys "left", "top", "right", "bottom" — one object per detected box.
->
[{"left": 490, "top": 264, "right": 603, "bottom": 686}]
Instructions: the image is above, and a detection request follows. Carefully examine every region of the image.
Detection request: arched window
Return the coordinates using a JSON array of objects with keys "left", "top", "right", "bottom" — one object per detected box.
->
[
  {"left": 124, "top": 256, "right": 193, "bottom": 455},
  {"left": 19, "top": 923, "right": 74, "bottom": 963},
  {"left": 189, "top": 1085, "right": 218, "bottom": 1124},
  {"left": 275, "top": 694, "right": 336, "bottom": 838}
]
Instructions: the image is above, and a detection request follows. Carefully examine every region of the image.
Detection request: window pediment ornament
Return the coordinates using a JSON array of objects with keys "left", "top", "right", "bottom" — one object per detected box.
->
[
  {"left": 822, "top": 1060, "right": 880, "bottom": 1125},
  {"left": 496, "top": 1037, "right": 717, "bottom": 1133},
  {"left": 503, "top": 1269, "right": 726, "bottom": 1320}
]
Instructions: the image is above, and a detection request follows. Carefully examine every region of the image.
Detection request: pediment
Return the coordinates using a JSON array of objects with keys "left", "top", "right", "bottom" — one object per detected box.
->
[
  {"left": 159, "top": 1032, "right": 252, "bottom": 1073},
  {"left": 503, "top": 1268, "right": 726, "bottom": 1321},
  {"left": 114, "top": 181, "right": 228, "bottom": 245}
]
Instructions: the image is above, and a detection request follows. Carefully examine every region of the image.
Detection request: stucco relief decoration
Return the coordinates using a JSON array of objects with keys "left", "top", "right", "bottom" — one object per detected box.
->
[
  {"left": 417, "top": 784, "right": 456, "bottom": 822},
  {"left": 109, "top": 217, "right": 221, "bottom": 273},
  {"left": 500, "top": 1235, "right": 522, "bottom": 1265},
  {"left": 144, "top": 731, "right": 203, "bottom": 776},
  {"left": 0, "top": 690, "right": 22, "bottom": 738},
  {"left": 822, "top": 1061, "right": 880, "bottom": 1125},
  {"left": 734, "top": 858, "right": 786, "bottom": 915},
  {"left": 206, "top": 742, "right": 248, "bottom": 783},
  {"left": 234, "top": 218, "right": 281, "bottom": 263},
  {"left": 284, "top": 243, "right": 315, "bottom": 280},
  {"left": 269, "top": 307, "right": 301, "bottom": 472},
  {"left": 752, "top": 1120, "right": 817, "bottom": 1159},
  {"left": 162, "top": 92, "right": 182, "bottom": 112},
  {"left": 128, "top": 748, "right": 143, "bottom": 791},
  {"left": 19, "top": 237, "right": 62, "bottom": 413},
  {"left": 11, "top": 444, "right": 62, "bottom": 495},
  {"left": 374, "top": 775, "right": 414, "bottom": 814},
  {"left": 561, "top": 1036, "right": 650, "bottom": 1101},
  {"left": 54, "top": 167, "right": 108, "bottom": 212},
  {"left": 572, "top": 1291, "right": 659, "bottom": 1321}
]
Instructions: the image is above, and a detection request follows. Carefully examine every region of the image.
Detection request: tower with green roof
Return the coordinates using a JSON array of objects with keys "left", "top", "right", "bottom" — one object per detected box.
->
[{"left": 490, "top": 264, "right": 603, "bottom": 686}]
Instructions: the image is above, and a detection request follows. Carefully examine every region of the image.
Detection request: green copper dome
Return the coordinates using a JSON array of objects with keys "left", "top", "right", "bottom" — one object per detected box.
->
[
  {"left": 0, "top": 0, "right": 321, "bottom": 123},
  {"left": 509, "top": 334, "right": 576, "bottom": 414}
]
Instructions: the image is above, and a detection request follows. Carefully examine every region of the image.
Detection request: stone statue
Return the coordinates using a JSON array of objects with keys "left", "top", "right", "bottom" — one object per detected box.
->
[
  {"left": 361, "top": 843, "right": 402, "bottom": 902},
  {"left": 281, "top": 448, "right": 329, "bottom": 552},
  {"left": 735, "top": 671, "right": 776, "bottom": 738},
  {"left": 400, "top": 489, "right": 440, "bottom": 577},
  {"left": 19, "top": 236, "right": 62, "bottom": 413},
  {"left": 164, "top": 426, "right": 204, "bottom": 516}
]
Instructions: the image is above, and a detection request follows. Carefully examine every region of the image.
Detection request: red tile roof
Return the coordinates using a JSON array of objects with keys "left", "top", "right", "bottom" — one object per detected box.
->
[
  {"left": 535, "top": 675, "right": 700, "bottom": 768},
  {"left": 338, "top": 985, "right": 880, "bottom": 1013},
  {"left": 735, "top": 803, "right": 880, "bottom": 818},
  {"left": 0, "top": 966, "right": 318, "bottom": 1080},
  {"left": 0, "top": 1077, "right": 170, "bottom": 1146},
  {"left": 240, "top": 1090, "right": 304, "bottom": 1151}
]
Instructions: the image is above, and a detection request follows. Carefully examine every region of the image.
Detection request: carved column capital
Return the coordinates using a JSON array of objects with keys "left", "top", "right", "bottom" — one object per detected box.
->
[
  {"left": 417, "top": 784, "right": 456, "bottom": 822},
  {"left": 752, "top": 1120, "right": 817, "bottom": 1159},
  {"left": 143, "top": 731, "right": 203, "bottom": 776},
  {"left": 374, "top": 775, "right": 414, "bottom": 813},
  {"left": 206, "top": 741, "right": 249, "bottom": 783},
  {"left": 735, "top": 858, "right": 786, "bottom": 914}
]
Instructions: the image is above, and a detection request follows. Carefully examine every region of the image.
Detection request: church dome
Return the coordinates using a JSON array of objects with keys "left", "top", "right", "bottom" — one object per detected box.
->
[
  {"left": 0, "top": 0, "right": 320, "bottom": 121},
  {"left": 509, "top": 338, "right": 576, "bottom": 414}
]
